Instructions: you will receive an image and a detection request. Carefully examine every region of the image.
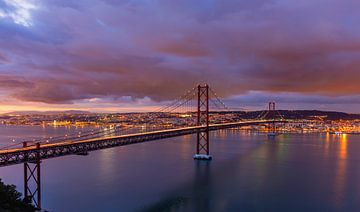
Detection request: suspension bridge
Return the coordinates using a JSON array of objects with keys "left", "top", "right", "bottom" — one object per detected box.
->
[{"left": 0, "top": 84, "right": 286, "bottom": 209}]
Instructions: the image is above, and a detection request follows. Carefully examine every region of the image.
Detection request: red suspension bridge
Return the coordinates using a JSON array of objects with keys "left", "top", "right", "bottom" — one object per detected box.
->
[{"left": 0, "top": 84, "right": 286, "bottom": 209}]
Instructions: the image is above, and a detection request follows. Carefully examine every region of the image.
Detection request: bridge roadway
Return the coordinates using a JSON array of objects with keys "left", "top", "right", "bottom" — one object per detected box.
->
[{"left": 0, "top": 120, "right": 282, "bottom": 167}]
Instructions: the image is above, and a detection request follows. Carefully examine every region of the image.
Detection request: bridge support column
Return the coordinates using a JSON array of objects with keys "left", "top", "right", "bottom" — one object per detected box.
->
[
  {"left": 268, "top": 102, "right": 276, "bottom": 137},
  {"left": 24, "top": 142, "right": 41, "bottom": 210},
  {"left": 194, "top": 84, "right": 212, "bottom": 160}
]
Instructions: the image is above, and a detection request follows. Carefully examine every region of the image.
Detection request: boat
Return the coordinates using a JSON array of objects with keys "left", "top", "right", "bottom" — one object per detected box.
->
[
  {"left": 330, "top": 131, "right": 343, "bottom": 135},
  {"left": 267, "top": 132, "right": 277, "bottom": 137}
]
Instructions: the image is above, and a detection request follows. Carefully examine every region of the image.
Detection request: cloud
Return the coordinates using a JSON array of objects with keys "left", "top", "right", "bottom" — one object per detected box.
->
[
  {"left": 0, "top": 0, "right": 38, "bottom": 27},
  {"left": 0, "top": 0, "right": 359, "bottom": 112},
  {"left": 0, "top": 75, "right": 33, "bottom": 88},
  {"left": 0, "top": 53, "right": 10, "bottom": 64}
]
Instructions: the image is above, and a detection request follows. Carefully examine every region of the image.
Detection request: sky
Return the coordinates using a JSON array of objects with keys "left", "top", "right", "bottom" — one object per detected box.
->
[{"left": 0, "top": 0, "right": 359, "bottom": 113}]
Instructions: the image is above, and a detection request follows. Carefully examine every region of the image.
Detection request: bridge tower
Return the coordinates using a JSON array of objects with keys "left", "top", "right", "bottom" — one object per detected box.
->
[
  {"left": 268, "top": 102, "right": 276, "bottom": 136},
  {"left": 23, "top": 142, "right": 41, "bottom": 210},
  {"left": 194, "top": 84, "right": 212, "bottom": 160}
]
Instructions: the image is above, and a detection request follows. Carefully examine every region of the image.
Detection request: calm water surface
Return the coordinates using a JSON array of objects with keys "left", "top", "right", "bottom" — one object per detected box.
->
[{"left": 0, "top": 125, "right": 360, "bottom": 211}]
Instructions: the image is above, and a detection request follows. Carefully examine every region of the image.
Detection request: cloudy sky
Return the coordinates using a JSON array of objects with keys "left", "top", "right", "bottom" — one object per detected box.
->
[{"left": 0, "top": 0, "right": 359, "bottom": 113}]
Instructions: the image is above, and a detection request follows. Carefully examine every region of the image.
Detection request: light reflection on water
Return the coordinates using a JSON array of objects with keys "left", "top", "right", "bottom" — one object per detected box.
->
[
  {"left": 0, "top": 126, "right": 360, "bottom": 211},
  {"left": 333, "top": 133, "right": 348, "bottom": 209}
]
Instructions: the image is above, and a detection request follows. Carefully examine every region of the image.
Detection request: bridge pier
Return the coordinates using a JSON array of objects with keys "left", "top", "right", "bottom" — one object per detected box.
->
[
  {"left": 267, "top": 102, "right": 277, "bottom": 137},
  {"left": 23, "top": 142, "right": 42, "bottom": 210},
  {"left": 194, "top": 84, "right": 212, "bottom": 160}
]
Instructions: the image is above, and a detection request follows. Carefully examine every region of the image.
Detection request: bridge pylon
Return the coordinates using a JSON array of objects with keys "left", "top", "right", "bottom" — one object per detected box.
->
[
  {"left": 268, "top": 102, "right": 277, "bottom": 137},
  {"left": 194, "top": 84, "right": 212, "bottom": 160},
  {"left": 23, "top": 142, "right": 41, "bottom": 210}
]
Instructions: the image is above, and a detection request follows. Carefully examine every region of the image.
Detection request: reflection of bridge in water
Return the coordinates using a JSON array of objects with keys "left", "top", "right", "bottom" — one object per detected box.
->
[{"left": 0, "top": 84, "right": 287, "bottom": 209}]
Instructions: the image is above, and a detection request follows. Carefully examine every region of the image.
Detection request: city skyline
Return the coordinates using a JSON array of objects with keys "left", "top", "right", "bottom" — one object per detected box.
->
[{"left": 0, "top": 0, "right": 359, "bottom": 113}]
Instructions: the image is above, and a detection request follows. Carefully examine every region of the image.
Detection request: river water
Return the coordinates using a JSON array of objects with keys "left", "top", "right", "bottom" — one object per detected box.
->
[{"left": 0, "top": 125, "right": 359, "bottom": 211}]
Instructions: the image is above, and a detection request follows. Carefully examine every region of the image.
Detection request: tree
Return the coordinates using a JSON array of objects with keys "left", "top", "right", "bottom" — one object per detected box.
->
[{"left": 0, "top": 178, "right": 35, "bottom": 212}]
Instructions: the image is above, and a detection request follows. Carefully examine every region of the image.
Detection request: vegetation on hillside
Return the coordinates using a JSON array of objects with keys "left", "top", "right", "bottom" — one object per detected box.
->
[{"left": 0, "top": 178, "right": 35, "bottom": 212}]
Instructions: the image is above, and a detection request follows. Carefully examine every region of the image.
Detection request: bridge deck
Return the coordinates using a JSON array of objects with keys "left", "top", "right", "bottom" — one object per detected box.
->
[{"left": 0, "top": 120, "right": 283, "bottom": 167}]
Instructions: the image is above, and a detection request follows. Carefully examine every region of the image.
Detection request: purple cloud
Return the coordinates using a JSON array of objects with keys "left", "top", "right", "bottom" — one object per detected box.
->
[{"left": 0, "top": 0, "right": 359, "bottom": 112}]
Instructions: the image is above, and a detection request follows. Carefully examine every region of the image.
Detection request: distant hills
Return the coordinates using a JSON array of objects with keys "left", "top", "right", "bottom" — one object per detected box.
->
[
  {"left": 3, "top": 110, "right": 92, "bottom": 116},
  {"left": 278, "top": 110, "right": 360, "bottom": 120},
  {"left": 235, "top": 110, "right": 360, "bottom": 120}
]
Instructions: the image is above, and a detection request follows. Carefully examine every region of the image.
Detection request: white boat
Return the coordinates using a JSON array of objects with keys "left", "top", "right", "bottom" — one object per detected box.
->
[{"left": 267, "top": 132, "right": 277, "bottom": 137}]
